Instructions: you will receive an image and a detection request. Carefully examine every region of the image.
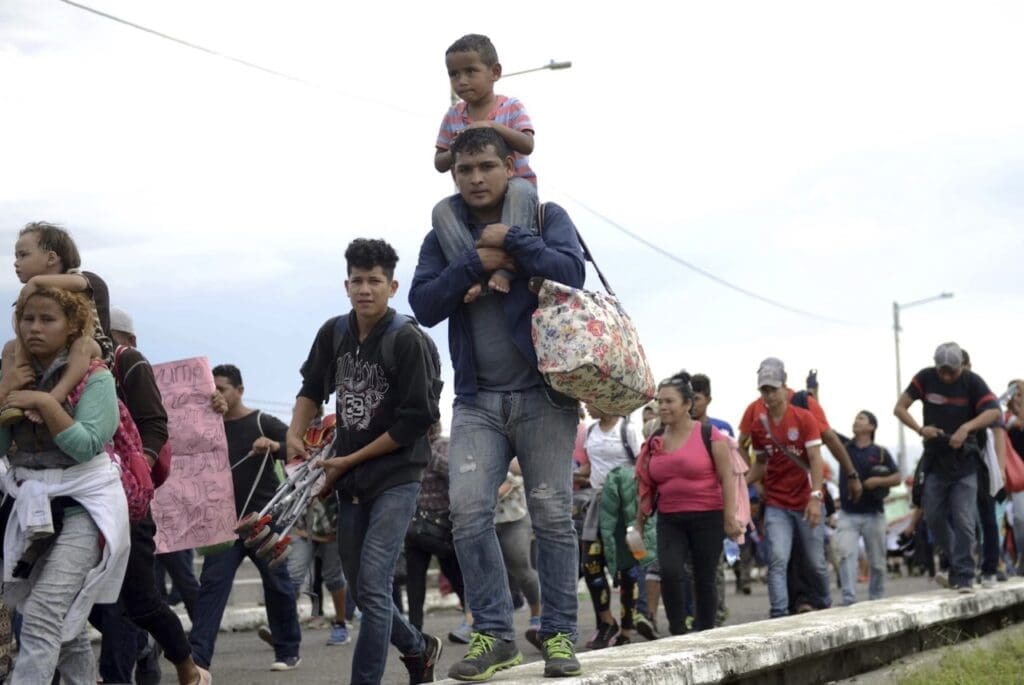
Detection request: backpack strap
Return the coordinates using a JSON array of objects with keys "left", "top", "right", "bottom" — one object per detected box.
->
[
  {"left": 701, "top": 422, "right": 714, "bottom": 461},
  {"left": 790, "top": 390, "right": 809, "bottom": 409},
  {"left": 619, "top": 419, "right": 636, "bottom": 462},
  {"left": 380, "top": 314, "right": 415, "bottom": 379},
  {"left": 332, "top": 314, "right": 350, "bottom": 361}
]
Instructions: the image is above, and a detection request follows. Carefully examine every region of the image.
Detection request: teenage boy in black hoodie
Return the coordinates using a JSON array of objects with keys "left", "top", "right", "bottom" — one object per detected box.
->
[{"left": 287, "top": 238, "right": 442, "bottom": 685}]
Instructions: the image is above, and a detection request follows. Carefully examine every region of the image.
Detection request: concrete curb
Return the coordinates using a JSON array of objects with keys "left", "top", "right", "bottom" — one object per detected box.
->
[{"left": 431, "top": 580, "right": 1024, "bottom": 684}]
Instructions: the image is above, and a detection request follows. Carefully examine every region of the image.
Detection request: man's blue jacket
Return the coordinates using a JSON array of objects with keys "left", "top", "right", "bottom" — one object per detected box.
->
[{"left": 409, "top": 196, "right": 585, "bottom": 399}]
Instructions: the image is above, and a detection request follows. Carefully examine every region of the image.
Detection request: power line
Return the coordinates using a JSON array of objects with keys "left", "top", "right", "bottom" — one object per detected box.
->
[
  {"left": 563, "top": 194, "right": 861, "bottom": 326},
  {"left": 56, "top": 0, "right": 425, "bottom": 117}
]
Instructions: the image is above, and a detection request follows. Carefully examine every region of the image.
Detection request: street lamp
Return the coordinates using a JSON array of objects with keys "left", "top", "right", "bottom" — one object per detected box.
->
[
  {"left": 450, "top": 59, "right": 572, "bottom": 105},
  {"left": 504, "top": 59, "right": 573, "bottom": 78},
  {"left": 893, "top": 292, "right": 954, "bottom": 476}
]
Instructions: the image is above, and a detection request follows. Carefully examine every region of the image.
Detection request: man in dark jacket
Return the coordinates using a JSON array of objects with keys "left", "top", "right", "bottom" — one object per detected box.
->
[
  {"left": 287, "top": 238, "right": 441, "bottom": 685},
  {"left": 90, "top": 309, "right": 210, "bottom": 685},
  {"left": 409, "top": 128, "right": 586, "bottom": 681}
]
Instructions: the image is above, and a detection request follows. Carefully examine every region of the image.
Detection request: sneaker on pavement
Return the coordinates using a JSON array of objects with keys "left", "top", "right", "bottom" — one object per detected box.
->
[
  {"left": 934, "top": 572, "right": 949, "bottom": 589},
  {"left": 634, "top": 612, "right": 658, "bottom": 641},
  {"left": 981, "top": 575, "right": 997, "bottom": 589},
  {"left": 525, "top": 616, "right": 543, "bottom": 652},
  {"left": 585, "top": 621, "right": 619, "bottom": 650},
  {"left": 257, "top": 625, "right": 273, "bottom": 647},
  {"left": 542, "top": 632, "right": 582, "bottom": 678},
  {"left": 327, "top": 622, "right": 351, "bottom": 646},
  {"left": 955, "top": 582, "right": 975, "bottom": 594},
  {"left": 269, "top": 656, "right": 301, "bottom": 671},
  {"left": 997, "top": 569, "right": 1009, "bottom": 582},
  {"left": 135, "top": 637, "right": 162, "bottom": 685},
  {"left": 447, "top": 632, "right": 522, "bottom": 682},
  {"left": 401, "top": 633, "right": 443, "bottom": 684},
  {"left": 613, "top": 633, "right": 631, "bottom": 646},
  {"left": 195, "top": 666, "right": 212, "bottom": 685},
  {"left": 449, "top": 620, "right": 473, "bottom": 644}
]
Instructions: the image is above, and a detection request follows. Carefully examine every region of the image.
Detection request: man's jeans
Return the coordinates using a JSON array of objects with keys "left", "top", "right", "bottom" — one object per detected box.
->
[
  {"left": 836, "top": 510, "right": 887, "bottom": 604},
  {"left": 976, "top": 465, "right": 1000, "bottom": 576},
  {"left": 764, "top": 504, "right": 830, "bottom": 617},
  {"left": 337, "top": 482, "right": 424, "bottom": 685},
  {"left": 449, "top": 387, "right": 579, "bottom": 641},
  {"left": 189, "top": 539, "right": 301, "bottom": 668},
  {"left": 922, "top": 470, "right": 977, "bottom": 587}
]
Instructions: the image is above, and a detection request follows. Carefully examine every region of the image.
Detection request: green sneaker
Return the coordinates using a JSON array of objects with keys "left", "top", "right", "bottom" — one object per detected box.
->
[
  {"left": 541, "top": 633, "right": 581, "bottom": 678},
  {"left": 448, "top": 632, "right": 523, "bottom": 682}
]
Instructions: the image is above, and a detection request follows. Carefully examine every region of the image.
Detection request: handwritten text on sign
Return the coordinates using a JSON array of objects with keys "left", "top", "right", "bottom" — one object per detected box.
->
[{"left": 151, "top": 356, "right": 236, "bottom": 554}]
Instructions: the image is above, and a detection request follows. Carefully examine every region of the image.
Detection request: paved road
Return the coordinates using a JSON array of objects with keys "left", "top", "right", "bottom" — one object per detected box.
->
[{"left": 157, "top": 572, "right": 942, "bottom": 684}]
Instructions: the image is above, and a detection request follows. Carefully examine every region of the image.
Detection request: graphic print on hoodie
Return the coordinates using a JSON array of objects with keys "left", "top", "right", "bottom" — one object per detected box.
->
[{"left": 336, "top": 352, "right": 390, "bottom": 431}]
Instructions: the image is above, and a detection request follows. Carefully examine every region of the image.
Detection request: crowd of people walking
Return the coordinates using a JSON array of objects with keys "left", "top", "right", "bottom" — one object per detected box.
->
[{"left": 1, "top": 31, "right": 1022, "bottom": 685}]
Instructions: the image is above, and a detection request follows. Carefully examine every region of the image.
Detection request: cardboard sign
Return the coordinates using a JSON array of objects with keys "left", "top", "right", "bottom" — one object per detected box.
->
[{"left": 150, "top": 356, "right": 236, "bottom": 553}]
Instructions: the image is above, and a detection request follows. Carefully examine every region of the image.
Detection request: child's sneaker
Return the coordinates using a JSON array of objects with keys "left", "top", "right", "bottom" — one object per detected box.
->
[
  {"left": 542, "top": 632, "right": 582, "bottom": 678},
  {"left": 585, "top": 621, "right": 619, "bottom": 650},
  {"left": 401, "top": 633, "right": 442, "bottom": 684},
  {"left": 634, "top": 612, "right": 659, "bottom": 641},
  {"left": 447, "top": 632, "right": 522, "bottom": 682},
  {"left": 326, "top": 622, "right": 351, "bottom": 645},
  {"left": 0, "top": 407, "right": 23, "bottom": 427}
]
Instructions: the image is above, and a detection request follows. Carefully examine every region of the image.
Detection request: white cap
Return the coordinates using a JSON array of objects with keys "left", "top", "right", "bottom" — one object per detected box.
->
[{"left": 109, "top": 306, "right": 134, "bottom": 335}]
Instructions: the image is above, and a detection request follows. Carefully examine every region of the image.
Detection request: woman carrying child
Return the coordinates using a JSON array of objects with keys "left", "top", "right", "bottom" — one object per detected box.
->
[{"left": 0, "top": 286, "right": 130, "bottom": 682}]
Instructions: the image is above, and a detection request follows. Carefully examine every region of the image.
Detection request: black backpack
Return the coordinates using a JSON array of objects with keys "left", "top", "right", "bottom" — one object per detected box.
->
[{"left": 332, "top": 313, "right": 443, "bottom": 419}]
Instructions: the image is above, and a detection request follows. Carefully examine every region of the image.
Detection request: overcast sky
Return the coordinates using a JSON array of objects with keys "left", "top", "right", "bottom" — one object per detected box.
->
[{"left": 2, "top": 1, "right": 1021, "bottom": 472}]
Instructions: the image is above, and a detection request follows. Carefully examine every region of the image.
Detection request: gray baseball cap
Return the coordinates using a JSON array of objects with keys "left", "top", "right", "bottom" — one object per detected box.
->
[
  {"left": 757, "top": 357, "right": 787, "bottom": 388},
  {"left": 934, "top": 342, "right": 963, "bottom": 370}
]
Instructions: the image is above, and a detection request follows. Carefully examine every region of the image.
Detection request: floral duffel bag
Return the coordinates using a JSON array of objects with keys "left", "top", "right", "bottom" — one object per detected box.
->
[{"left": 529, "top": 234, "right": 655, "bottom": 416}]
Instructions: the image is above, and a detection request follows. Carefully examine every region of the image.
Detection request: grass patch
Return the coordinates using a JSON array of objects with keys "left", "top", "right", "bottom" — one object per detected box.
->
[{"left": 899, "top": 630, "right": 1024, "bottom": 684}]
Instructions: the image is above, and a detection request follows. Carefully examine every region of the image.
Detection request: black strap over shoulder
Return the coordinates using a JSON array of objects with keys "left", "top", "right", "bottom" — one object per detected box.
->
[{"left": 700, "top": 422, "right": 714, "bottom": 461}]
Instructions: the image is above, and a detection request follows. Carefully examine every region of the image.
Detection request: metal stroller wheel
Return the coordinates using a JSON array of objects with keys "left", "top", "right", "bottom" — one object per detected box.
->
[
  {"left": 243, "top": 525, "right": 272, "bottom": 549},
  {"left": 234, "top": 512, "right": 260, "bottom": 535},
  {"left": 256, "top": 532, "right": 281, "bottom": 558},
  {"left": 268, "top": 545, "right": 291, "bottom": 569}
]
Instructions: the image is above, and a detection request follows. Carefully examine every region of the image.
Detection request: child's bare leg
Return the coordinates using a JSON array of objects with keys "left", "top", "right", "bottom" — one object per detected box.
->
[
  {"left": 488, "top": 270, "right": 512, "bottom": 294},
  {"left": 463, "top": 283, "right": 483, "bottom": 304},
  {"left": 49, "top": 336, "right": 101, "bottom": 404},
  {"left": 0, "top": 340, "right": 28, "bottom": 425}
]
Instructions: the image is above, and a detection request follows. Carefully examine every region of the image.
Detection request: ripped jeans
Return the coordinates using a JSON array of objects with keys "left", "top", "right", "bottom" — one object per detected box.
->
[{"left": 448, "top": 387, "right": 579, "bottom": 642}]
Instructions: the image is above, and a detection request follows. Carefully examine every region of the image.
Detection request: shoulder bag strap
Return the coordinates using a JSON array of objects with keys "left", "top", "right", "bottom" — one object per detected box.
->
[
  {"left": 536, "top": 202, "right": 616, "bottom": 297},
  {"left": 757, "top": 413, "right": 811, "bottom": 474}
]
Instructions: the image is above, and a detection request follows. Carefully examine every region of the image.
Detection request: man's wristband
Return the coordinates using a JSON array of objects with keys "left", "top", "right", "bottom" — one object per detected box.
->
[
  {"left": 846, "top": 472, "right": 860, "bottom": 481},
  {"left": 810, "top": 490, "right": 823, "bottom": 501}
]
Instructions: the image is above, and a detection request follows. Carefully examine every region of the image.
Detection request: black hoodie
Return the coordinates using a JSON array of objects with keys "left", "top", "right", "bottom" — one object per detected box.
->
[{"left": 298, "top": 308, "right": 438, "bottom": 501}]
